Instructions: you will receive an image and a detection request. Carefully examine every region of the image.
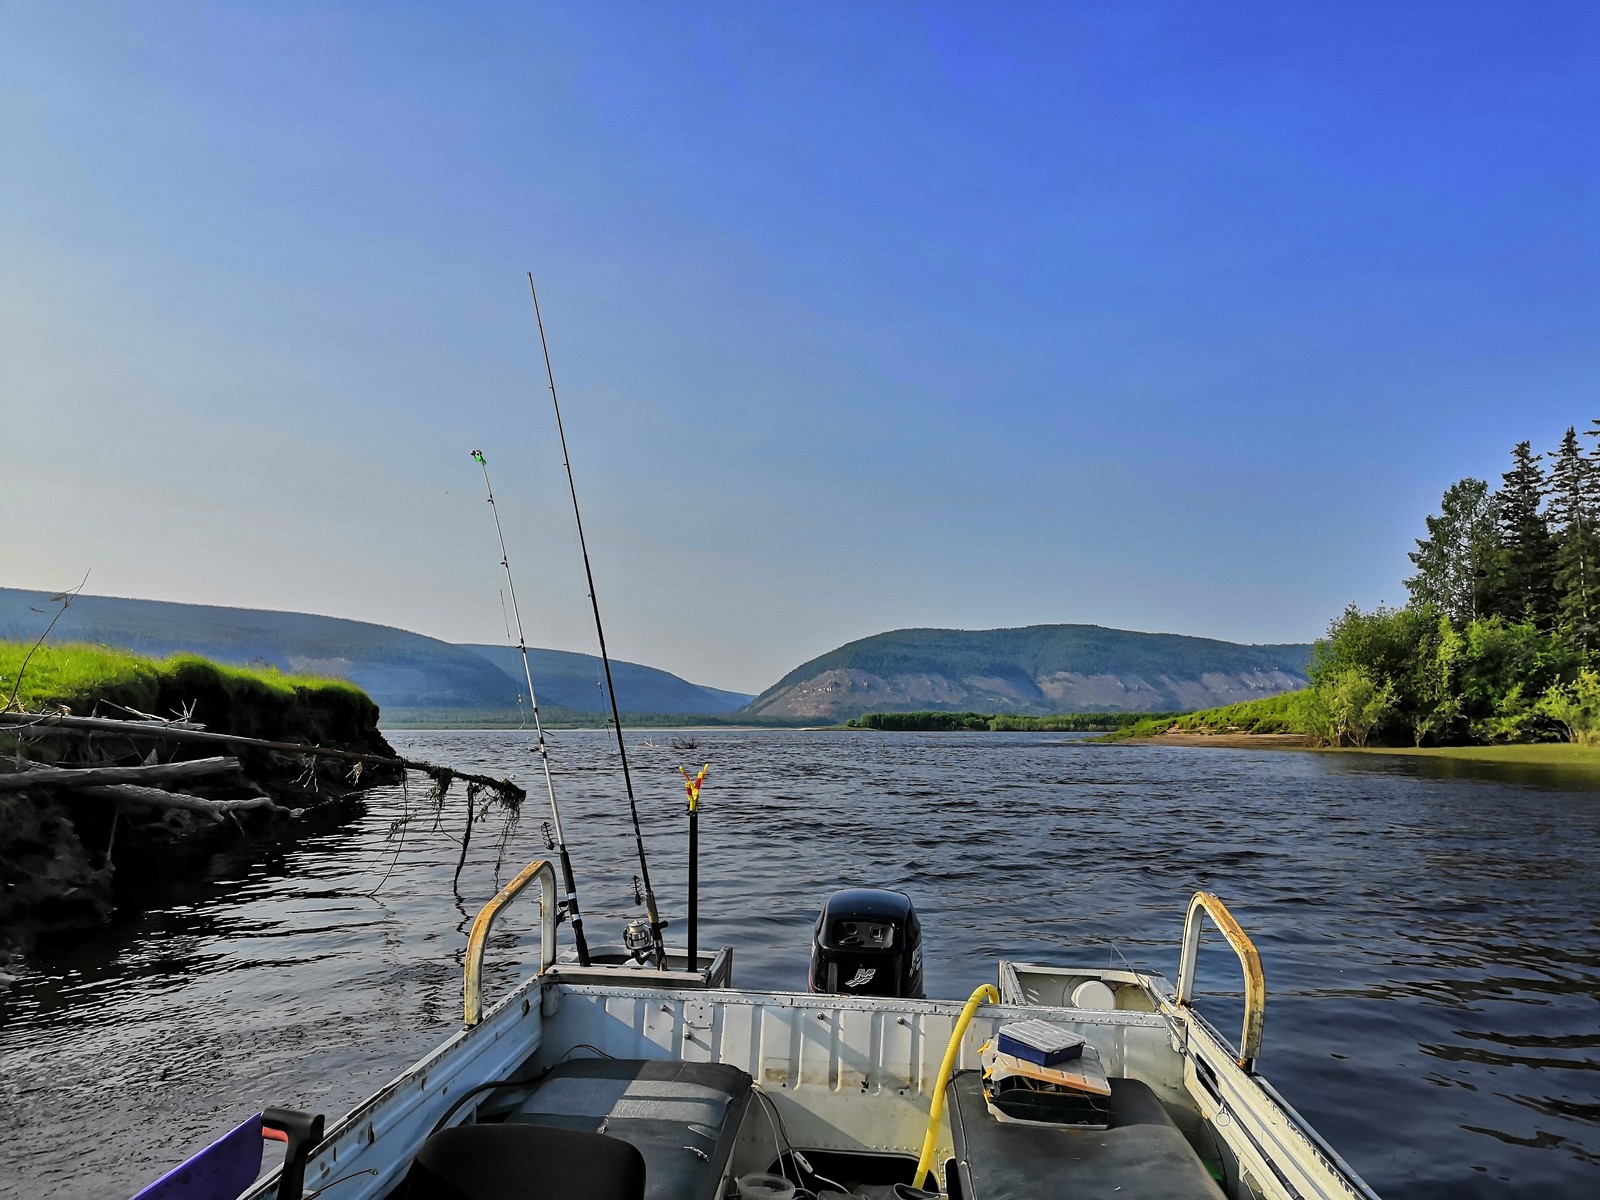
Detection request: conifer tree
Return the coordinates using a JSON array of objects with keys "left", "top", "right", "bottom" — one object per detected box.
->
[
  {"left": 1549, "top": 426, "right": 1600, "bottom": 654},
  {"left": 1490, "top": 441, "right": 1555, "bottom": 625},
  {"left": 1406, "top": 478, "right": 1498, "bottom": 625}
]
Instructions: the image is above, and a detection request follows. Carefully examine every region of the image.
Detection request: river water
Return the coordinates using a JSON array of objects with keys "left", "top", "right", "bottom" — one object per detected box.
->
[{"left": 1, "top": 730, "right": 1596, "bottom": 1199}]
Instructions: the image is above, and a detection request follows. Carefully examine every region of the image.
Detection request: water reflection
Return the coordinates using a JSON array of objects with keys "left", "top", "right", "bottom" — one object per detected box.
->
[{"left": 1, "top": 731, "right": 1596, "bottom": 1199}]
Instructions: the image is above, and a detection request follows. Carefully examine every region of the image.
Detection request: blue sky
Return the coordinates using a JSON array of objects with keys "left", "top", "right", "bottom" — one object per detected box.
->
[{"left": 4, "top": 1, "right": 1597, "bottom": 693}]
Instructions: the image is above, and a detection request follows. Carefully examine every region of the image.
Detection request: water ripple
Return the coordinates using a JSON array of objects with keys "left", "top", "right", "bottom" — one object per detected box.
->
[{"left": 0, "top": 730, "right": 1596, "bottom": 1199}]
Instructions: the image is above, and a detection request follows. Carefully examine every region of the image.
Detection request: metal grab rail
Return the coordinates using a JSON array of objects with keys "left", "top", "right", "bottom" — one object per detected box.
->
[
  {"left": 463, "top": 858, "right": 558, "bottom": 1027},
  {"left": 1176, "top": 891, "right": 1266, "bottom": 1072}
]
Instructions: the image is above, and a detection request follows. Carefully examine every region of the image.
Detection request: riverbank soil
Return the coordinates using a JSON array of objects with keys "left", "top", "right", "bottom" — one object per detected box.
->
[
  {"left": 1115, "top": 732, "right": 1320, "bottom": 749},
  {"left": 0, "top": 677, "right": 401, "bottom": 946}
]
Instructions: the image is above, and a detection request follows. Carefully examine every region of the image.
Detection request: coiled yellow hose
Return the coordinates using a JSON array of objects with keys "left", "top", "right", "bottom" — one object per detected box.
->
[{"left": 912, "top": 983, "right": 999, "bottom": 1190}]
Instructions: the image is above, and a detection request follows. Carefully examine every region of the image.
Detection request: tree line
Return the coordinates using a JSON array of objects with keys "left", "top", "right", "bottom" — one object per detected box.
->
[{"left": 1297, "top": 424, "right": 1600, "bottom": 746}]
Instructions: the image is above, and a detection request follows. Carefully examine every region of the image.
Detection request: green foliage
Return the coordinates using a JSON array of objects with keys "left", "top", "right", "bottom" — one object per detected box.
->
[
  {"left": 1116, "top": 693, "right": 1305, "bottom": 739},
  {"left": 0, "top": 641, "right": 161, "bottom": 712},
  {"left": 1404, "top": 614, "right": 1463, "bottom": 746},
  {"left": 1318, "top": 666, "right": 1395, "bottom": 748},
  {"left": 1547, "top": 427, "right": 1600, "bottom": 654},
  {"left": 1287, "top": 688, "right": 1337, "bottom": 744},
  {"left": 1406, "top": 478, "right": 1498, "bottom": 625},
  {"left": 1490, "top": 441, "right": 1556, "bottom": 623},
  {"left": 0, "top": 639, "right": 370, "bottom": 718},
  {"left": 858, "top": 711, "right": 992, "bottom": 731},
  {"left": 1535, "top": 669, "right": 1600, "bottom": 745}
]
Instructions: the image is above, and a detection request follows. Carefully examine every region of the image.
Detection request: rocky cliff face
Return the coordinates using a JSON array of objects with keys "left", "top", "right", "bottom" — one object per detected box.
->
[
  {"left": 747, "top": 665, "right": 1307, "bottom": 719},
  {"left": 743, "top": 624, "right": 1311, "bottom": 721}
]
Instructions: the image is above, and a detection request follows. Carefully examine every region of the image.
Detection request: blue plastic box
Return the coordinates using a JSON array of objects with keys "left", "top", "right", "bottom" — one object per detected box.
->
[{"left": 996, "top": 1020, "right": 1086, "bottom": 1067}]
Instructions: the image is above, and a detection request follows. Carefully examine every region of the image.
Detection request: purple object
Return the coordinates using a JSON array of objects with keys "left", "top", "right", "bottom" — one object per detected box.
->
[{"left": 130, "top": 1114, "right": 264, "bottom": 1200}]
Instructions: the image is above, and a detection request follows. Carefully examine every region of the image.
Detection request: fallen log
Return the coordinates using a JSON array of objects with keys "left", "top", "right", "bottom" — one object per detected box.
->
[
  {"left": 0, "top": 711, "right": 524, "bottom": 804},
  {"left": 0, "top": 756, "right": 242, "bottom": 793},
  {"left": 78, "top": 784, "right": 294, "bottom": 822}
]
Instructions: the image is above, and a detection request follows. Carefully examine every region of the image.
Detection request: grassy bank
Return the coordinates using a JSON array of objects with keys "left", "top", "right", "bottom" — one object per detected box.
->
[
  {"left": 1105, "top": 691, "right": 1600, "bottom": 776},
  {"left": 1, "top": 639, "right": 371, "bottom": 721},
  {"left": 1110, "top": 694, "right": 1299, "bottom": 739},
  {"left": 1334, "top": 743, "right": 1600, "bottom": 769}
]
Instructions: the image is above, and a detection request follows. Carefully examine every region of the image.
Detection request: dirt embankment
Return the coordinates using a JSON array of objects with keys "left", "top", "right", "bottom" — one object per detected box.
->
[
  {"left": 1127, "top": 732, "right": 1320, "bottom": 749},
  {"left": 1, "top": 673, "right": 402, "bottom": 943}
]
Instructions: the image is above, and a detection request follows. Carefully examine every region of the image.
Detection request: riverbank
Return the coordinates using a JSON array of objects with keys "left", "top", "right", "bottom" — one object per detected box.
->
[
  {"left": 1330, "top": 742, "right": 1600, "bottom": 770},
  {"left": 1119, "top": 731, "right": 1319, "bottom": 749},
  {"left": 1107, "top": 727, "right": 1600, "bottom": 778},
  {"left": 1, "top": 640, "right": 402, "bottom": 942}
]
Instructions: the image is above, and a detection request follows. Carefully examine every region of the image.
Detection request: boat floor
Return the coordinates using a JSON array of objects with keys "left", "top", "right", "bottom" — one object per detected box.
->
[{"left": 426, "top": 1053, "right": 1225, "bottom": 1200}]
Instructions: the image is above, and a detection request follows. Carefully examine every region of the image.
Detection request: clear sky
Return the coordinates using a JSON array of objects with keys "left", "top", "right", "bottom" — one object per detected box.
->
[{"left": 4, "top": 2, "right": 1597, "bottom": 694}]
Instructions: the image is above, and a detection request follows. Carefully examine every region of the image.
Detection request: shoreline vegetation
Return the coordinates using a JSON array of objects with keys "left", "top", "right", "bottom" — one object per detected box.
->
[
  {"left": 1112, "top": 423, "right": 1600, "bottom": 768},
  {"left": 0, "top": 639, "right": 405, "bottom": 941}
]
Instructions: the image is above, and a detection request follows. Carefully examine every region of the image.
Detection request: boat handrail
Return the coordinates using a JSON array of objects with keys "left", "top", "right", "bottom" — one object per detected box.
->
[
  {"left": 1176, "top": 890, "right": 1266, "bottom": 1072},
  {"left": 463, "top": 857, "right": 558, "bottom": 1027}
]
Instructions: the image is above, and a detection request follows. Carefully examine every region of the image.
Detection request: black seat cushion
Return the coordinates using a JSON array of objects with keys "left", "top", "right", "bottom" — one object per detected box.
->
[
  {"left": 404, "top": 1123, "right": 645, "bottom": 1200},
  {"left": 507, "top": 1059, "right": 752, "bottom": 1200},
  {"left": 947, "top": 1071, "right": 1223, "bottom": 1200}
]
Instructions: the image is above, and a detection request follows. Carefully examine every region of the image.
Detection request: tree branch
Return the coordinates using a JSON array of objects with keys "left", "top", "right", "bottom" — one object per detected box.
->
[{"left": 0, "top": 756, "right": 242, "bottom": 793}]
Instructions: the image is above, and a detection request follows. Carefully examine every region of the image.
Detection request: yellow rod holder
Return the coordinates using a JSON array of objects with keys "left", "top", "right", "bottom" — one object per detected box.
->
[
  {"left": 1176, "top": 890, "right": 1266, "bottom": 1072},
  {"left": 463, "top": 857, "right": 557, "bottom": 1027},
  {"left": 913, "top": 983, "right": 1000, "bottom": 1190}
]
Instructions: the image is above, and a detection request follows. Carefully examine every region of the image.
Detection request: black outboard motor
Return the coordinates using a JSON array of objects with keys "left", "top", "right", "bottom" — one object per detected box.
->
[{"left": 809, "top": 887, "right": 924, "bottom": 999}]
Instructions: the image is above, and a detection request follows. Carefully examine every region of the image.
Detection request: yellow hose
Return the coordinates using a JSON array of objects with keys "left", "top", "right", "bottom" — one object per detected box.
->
[{"left": 912, "top": 983, "right": 999, "bottom": 1190}]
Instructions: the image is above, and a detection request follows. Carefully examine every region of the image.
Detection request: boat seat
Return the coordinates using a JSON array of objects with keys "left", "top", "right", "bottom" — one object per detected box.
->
[
  {"left": 946, "top": 1071, "right": 1224, "bottom": 1200},
  {"left": 505, "top": 1058, "right": 753, "bottom": 1200},
  {"left": 403, "top": 1123, "right": 645, "bottom": 1200}
]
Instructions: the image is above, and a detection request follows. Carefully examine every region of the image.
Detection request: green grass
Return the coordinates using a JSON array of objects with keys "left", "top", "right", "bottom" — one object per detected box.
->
[
  {"left": 1339, "top": 743, "right": 1600, "bottom": 768},
  {"left": 1112, "top": 692, "right": 1304, "bottom": 740},
  {"left": 1, "top": 639, "right": 368, "bottom": 715}
]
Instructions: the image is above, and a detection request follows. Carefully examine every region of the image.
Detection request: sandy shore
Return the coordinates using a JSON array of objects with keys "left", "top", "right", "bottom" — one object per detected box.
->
[{"left": 1120, "top": 732, "right": 1319, "bottom": 749}]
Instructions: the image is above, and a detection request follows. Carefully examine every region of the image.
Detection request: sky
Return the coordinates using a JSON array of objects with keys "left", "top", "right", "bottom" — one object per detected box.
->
[{"left": 3, "top": 1, "right": 1598, "bottom": 694}]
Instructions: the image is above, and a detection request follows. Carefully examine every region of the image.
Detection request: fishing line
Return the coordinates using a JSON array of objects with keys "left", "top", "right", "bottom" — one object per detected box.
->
[
  {"left": 471, "top": 449, "right": 592, "bottom": 966},
  {"left": 527, "top": 271, "right": 668, "bottom": 969},
  {"left": 497, "top": 588, "right": 530, "bottom": 727}
]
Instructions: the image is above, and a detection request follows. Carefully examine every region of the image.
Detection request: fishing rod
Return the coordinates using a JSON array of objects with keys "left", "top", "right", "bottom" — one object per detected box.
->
[
  {"left": 471, "top": 448, "right": 592, "bottom": 966},
  {"left": 527, "top": 271, "right": 668, "bottom": 971}
]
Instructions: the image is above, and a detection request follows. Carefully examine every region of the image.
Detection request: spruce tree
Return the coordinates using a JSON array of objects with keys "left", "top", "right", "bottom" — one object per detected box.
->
[
  {"left": 1405, "top": 478, "right": 1498, "bottom": 625},
  {"left": 1490, "top": 441, "right": 1555, "bottom": 625},
  {"left": 1550, "top": 426, "right": 1600, "bottom": 654}
]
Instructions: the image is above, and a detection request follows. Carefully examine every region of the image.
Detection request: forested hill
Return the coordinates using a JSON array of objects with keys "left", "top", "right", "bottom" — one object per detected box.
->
[
  {"left": 745, "top": 624, "right": 1311, "bottom": 720},
  {"left": 0, "top": 589, "right": 751, "bottom": 718}
]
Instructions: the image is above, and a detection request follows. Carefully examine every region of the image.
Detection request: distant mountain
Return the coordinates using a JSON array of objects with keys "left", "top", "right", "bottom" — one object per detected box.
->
[
  {"left": 744, "top": 624, "right": 1311, "bottom": 720},
  {"left": 0, "top": 589, "right": 750, "bottom": 718},
  {"left": 460, "top": 644, "right": 752, "bottom": 715}
]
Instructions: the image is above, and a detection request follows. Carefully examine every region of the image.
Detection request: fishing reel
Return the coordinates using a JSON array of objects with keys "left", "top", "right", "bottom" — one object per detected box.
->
[{"left": 622, "top": 917, "right": 655, "bottom": 962}]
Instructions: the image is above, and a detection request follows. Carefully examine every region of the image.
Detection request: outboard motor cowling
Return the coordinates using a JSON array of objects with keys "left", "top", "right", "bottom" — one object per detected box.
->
[{"left": 809, "top": 887, "right": 924, "bottom": 999}]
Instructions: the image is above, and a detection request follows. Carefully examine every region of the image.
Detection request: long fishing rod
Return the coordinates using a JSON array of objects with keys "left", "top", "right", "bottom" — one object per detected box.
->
[
  {"left": 527, "top": 271, "right": 668, "bottom": 970},
  {"left": 471, "top": 448, "right": 592, "bottom": 966}
]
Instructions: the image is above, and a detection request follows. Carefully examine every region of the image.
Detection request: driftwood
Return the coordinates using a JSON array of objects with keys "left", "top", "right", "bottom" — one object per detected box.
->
[
  {"left": 78, "top": 784, "right": 293, "bottom": 822},
  {"left": 0, "top": 710, "right": 525, "bottom": 805},
  {"left": 0, "top": 756, "right": 242, "bottom": 793}
]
